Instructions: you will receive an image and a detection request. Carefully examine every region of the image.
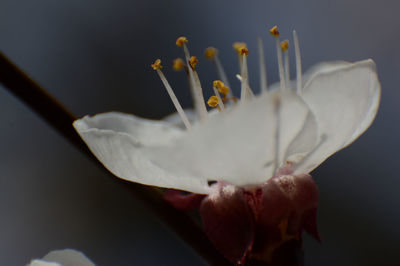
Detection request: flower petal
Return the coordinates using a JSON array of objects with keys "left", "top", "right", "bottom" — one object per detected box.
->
[
  {"left": 75, "top": 112, "right": 184, "bottom": 146},
  {"left": 162, "top": 109, "right": 198, "bottom": 128},
  {"left": 74, "top": 112, "right": 211, "bottom": 194},
  {"left": 200, "top": 185, "right": 255, "bottom": 264},
  {"left": 150, "top": 92, "right": 311, "bottom": 187},
  {"left": 294, "top": 59, "right": 381, "bottom": 174},
  {"left": 28, "top": 249, "right": 94, "bottom": 266}
]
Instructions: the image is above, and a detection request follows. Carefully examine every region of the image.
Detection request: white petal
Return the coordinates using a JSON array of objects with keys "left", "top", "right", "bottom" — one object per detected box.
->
[
  {"left": 294, "top": 59, "right": 380, "bottom": 174},
  {"left": 284, "top": 109, "right": 319, "bottom": 163},
  {"left": 74, "top": 112, "right": 211, "bottom": 194},
  {"left": 28, "top": 249, "right": 94, "bottom": 266},
  {"left": 162, "top": 109, "right": 197, "bottom": 128},
  {"left": 28, "top": 260, "right": 60, "bottom": 266},
  {"left": 150, "top": 92, "right": 311, "bottom": 187},
  {"left": 75, "top": 112, "right": 184, "bottom": 146}
]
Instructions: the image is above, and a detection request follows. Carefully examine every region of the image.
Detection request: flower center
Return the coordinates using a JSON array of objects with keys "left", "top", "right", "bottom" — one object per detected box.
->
[{"left": 150, "top": 26, "right": 304, "bottom": 151}]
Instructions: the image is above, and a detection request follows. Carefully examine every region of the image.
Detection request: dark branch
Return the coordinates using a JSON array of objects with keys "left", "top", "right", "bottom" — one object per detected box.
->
[{"left": 0, "top": 51, "right": 230, "bottom": 265}]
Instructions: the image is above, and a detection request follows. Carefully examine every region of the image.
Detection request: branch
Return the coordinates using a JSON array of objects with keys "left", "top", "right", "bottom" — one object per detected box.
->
[{"left": 0, "top": 51, "right": 230, "bottom": 265}]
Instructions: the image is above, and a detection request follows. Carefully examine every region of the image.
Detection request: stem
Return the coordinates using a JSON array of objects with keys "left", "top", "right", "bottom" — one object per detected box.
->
[{"left": 0, "top": 51, "right": 230, "bottom": 265}]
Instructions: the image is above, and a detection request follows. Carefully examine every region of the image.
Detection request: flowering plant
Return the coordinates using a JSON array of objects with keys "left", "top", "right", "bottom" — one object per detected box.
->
[{"left": 73, "top": 26, "right": 380, "bottom": 264}]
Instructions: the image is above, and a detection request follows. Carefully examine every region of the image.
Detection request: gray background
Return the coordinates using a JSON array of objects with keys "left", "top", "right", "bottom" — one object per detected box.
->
[{"left": 1, "top": 0, "right": 399, "bottom": 265}]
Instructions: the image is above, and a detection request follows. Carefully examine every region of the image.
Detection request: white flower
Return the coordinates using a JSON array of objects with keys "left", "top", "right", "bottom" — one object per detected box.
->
[
  {"left": 73, "top": 29, "right": 380, "bottom": 194},
  {"left": 27, "top": 249, "right": 94, "bottom": 266}
]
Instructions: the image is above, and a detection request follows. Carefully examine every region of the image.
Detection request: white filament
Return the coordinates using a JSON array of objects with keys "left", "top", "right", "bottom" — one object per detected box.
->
[
  {"left": 213, "top": 55, "right": 232, "bottom": 96},
  {"left": 275, "top": 38, "right": 286, "bottom": 91},
  {"left": 156, "top": 69, "right": 192, "bottom": 131},
  {"left": 257, "top": 37, "right": 268, "bottom": 93},
  {"left": 182, "top": 44, "right": 209, "bottom": 121},
  {"left": 284, "top": 50, "right": 290, "bottom": 88},
  {"left": 293, "top": 30, "right": 303, "bottom": 94},
  {"left": 240, "top": 54, "right": 249, "bottom": 101}
]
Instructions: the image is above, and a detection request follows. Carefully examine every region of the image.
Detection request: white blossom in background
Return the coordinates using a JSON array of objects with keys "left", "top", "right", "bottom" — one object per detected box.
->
[
  {"left": 27, "top": 249, "right": 95, "bottom": 266},
  {"left": 73, "top": 28, "right": 380, "bottom": 195}
]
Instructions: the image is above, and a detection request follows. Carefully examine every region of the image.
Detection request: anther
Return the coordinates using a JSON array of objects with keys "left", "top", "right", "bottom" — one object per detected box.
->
[
  {"left": 280, "top": 40, "right": 289, "bottom": 52},
  {"left": 207, "top": 96, "right": 219, "bottom": 108},
  {"left": 213, "top": 80, "right": 230, "bottom": 96},
  {"left": 204, "top": 47, "right": 218, "bottom": 60},
  {"left": 233, "top": 42, "right": 247, "bottom": 54},
  {"left": 239, "top": 47, "right": 249, "bottom": 57},
  {"left": 172, "top": 58, "right": 185, "bottom": 71},
  {"left": 189, "top": 56, "right": 199, "bottom": 69},
  {"left": 176, "top": 36, "right": 188, "bottom": 47},
  {"left": 269, "top": 25, "right": 280, "bottom": 37},
  {"left": 151, "top": 59, "right": 163, "bottom": 70}
]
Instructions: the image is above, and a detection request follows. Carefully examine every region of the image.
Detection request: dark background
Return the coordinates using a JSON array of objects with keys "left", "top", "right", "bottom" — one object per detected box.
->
[{"left": 1, "top": 0, "right": 399, "bottom": 265}]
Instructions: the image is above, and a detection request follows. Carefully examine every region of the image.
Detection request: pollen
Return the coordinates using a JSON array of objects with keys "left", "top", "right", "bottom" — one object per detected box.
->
[
  {"left": 173, "top": 58, "right": 185, "bottom": 71},
  {"left": 207, "top": 96, "right": 219, "bottom": 108},
  {"left": 233, "top": 42, "right": 247, "bottom": 54},
  {"left": 213, "top": 80, "right": 230, "bottom": 95},
  {"left": 281, "top": 40, "right": 289, "bottom": 52},
  {"left": 189, "top": 56, "right": 199, "bottom": 69},
  {"left": 176, "top": 36, "right": 188, "bottom": 47},
  {"left": 151, "top": 59, "right": 163, "bottom": 70},
  {"left": 239, "top": 47, "right": 249, "bottom": 56},
  {"left": 204, "top": 47, "right": 218, "bottom": 59},
  {"left": 269, "top": 25, "right": 280, "bottom": 37}
]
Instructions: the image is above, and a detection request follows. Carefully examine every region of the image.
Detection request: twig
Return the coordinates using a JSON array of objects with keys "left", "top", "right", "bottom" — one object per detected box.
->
[{"left": 0, "top": 51, "right": 230, "bottom": 265}]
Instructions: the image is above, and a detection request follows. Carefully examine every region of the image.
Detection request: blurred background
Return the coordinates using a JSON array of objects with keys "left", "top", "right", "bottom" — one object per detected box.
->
[{"left": 0, "top": 0, "right": 399, "bottom": 265}]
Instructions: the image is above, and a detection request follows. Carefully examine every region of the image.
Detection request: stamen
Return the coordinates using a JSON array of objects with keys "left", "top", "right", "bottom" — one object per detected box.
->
[
  {"left": 204, "top": 47, "right": 217, "bottom": 59},
  {"left": 176, "top": 37, "right": 188, "bottom": 47},
  {"left": 151, "top": 59, "right": 163, "bottom": 70},
  {"left": 269, "top": 26, "right": 280, "bottom": 37},
  {"left": 239, "top": 48, "right": 250, "bottom": 101},
  {"left": 233, "top": 42, "right": 247, "bottom": 54},
  {"left": 152, "top": 59, "right": 192, "bottom": 131},
  {"left": 293, "top": 30, "right": 303, "bottom": 94},
  {"left": 172, "top": 58, "right": 185, "bottom": 71},
  {"left": 207, "top": 96, "right": 220, "bottom": 109},
  {"left": 257, "top": 37, "right": 268, "bottom": 93},
  {"left": 233, "top": 42, "right": 247, "bottom": 72},
  {"left": 236, "top": 74, "right": 254, "bottom": 99},
  {"left": 269, "top": 25, "right": 286, "bottom": 91},
  {"left": 189, "top": 56, "right": 199, "bottom": 69},
  {"left": 281, "top": 40, "right": 290, "bottom": 88},
  {"left": 205, "top": 47, "right": 232, "bottom": 95},
  {"left": 212, "top": 86, "right": 225, "bottom": 110},
  {"left": 176, "top": 36, "right": 209, "bottom": 122},
  {"left": 213, "top": 80, "right": 230, "bottom": 96}
]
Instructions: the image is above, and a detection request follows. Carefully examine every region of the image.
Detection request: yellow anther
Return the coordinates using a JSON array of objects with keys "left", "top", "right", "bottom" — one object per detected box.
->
[
  {"left": 151, "top": 59, "right": 163, "bottom": 70},
  {"left": 173, "top": 58, "right": 185, "bottom": 71},
  {"left": 239, "top": 47, "right": 249, "bottom": 57},
  {"left": 281, "top": 40, "right": 289, "bottom": 51},
  {"left": 176, "top": 36, "right": 188, "bottom": 47},
  {"left": 213, "top": 80, "right": 230, "bottom": 95},
  {"left": 269, "top": 25, "right": 280, "bottom": 37},
  {"left": 207, "top": 96, "right": 219, "bottom": 108},
  {"left": 218, "top": 85, "right": 230, "bottom": 96},
  {"left": 189, "top": 56, "right": 199, "bottom": 69},
  {"left": 213, "top": 80, "right": 224, "bottom": 89},
  {"left": 233, "top": 42, "right": 247, "bottom": 54},
  {"left": 204, "top": 47, "right": 218, "bottom": 60}
]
